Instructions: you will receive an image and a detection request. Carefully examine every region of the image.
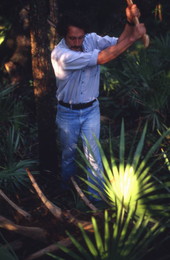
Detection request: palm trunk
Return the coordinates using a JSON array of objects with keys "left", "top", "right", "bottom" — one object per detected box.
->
[{"left": 29, "top": 0, "right": 59, "bottom": 174}]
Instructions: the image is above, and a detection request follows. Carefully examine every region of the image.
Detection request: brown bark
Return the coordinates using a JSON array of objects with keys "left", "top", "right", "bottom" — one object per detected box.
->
[
  {"left": 26, "top": 168, "right": 62, "bottom": 219},
  {"left": 1, "top": 3, "right": 32, "bottom": 84},
  {"left": 29, "top": 0, "right": 59, "bottom": 174},
  {"left": 25, "top": 238, "right": 71, "bottom": 260},
  {"left": 71, "top": 177, "right": 98, "bottom": 211},
  {"left": 0, "top": 215, "right": 47, "bottom": 242},
  {"left": 0, "top": 189, "right": 31, "bottom": 220}
]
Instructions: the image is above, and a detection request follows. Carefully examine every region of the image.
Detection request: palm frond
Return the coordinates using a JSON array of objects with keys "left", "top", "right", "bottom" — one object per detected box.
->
[
  {"left": 49, "top": 204, "right": 168, "bottom": 260},
  {"left": 77, "top": 121, "right": 170, "bottom": 220}
]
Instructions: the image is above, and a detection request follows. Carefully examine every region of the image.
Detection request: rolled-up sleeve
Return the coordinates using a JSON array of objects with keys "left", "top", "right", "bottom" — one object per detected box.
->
[
  {"left": 53, "top": 49, "right": 100, "bottom": 70},
  {"left": 92, "top": 33, "right": 118, "bottom": 49},
  {"left": 87, "top": 49, "right": 100, "bottom": 66}
]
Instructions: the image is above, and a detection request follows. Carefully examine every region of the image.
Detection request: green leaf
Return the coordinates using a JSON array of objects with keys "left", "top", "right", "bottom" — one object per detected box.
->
[
  {"left": 119, "top": 119, "right": 125, "bottom": 174},
  {"left": 78, "top": 223, "right": 98, "bottom": 257},
  {"left": 92, "top": 217, "right": 104, "bottom": 254},
  {"left": 66, "top": 231, "right": 93, "bottom": 260}
]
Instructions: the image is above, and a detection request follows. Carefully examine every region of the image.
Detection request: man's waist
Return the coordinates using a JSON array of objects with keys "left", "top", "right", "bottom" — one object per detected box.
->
[{"left": 58, "top": 99, "right": 97, "bottom": 110}]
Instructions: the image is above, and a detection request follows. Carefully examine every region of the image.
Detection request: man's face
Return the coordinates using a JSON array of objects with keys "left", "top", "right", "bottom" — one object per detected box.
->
[{"left": 65, "top": 26, "right": 85, "bottom": 51}]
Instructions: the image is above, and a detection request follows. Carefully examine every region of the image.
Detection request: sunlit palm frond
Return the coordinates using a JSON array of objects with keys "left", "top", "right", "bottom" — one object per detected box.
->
[
  {"left": 101, "top": 121, "right": 170, "bottom": 218},
  {"left": 77, "top": 120, "right": 170, "bottom": 220},
  {"left": 48, "top": 204, "right": 168, "bottom": 260}
]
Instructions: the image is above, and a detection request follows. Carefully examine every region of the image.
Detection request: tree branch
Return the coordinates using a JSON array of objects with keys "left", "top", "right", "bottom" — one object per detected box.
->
[
  {"left": 25, "top": 238, "right": 71, "bottom": 260},
  {"left": 71, "top": 177, "right": 97, "bottom": 211},
  {"left": 0, "top": 189, "right": 31, "bottom": 220},
  {"left": 0, "top": 215, "right": 47, "bottom": 242},
  {"left": 26, "top": 168, "right": 62, "bottom": 219}
]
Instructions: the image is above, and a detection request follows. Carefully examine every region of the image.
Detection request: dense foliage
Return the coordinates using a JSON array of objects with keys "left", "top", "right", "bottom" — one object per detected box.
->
[{"left": 0, "top": 1, "right": 170, "bottom": 260}]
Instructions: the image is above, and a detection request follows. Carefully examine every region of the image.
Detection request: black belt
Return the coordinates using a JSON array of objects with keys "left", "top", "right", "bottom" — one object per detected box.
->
[{"left": 58, "top": 99, "right": 97, "bottom": 110}]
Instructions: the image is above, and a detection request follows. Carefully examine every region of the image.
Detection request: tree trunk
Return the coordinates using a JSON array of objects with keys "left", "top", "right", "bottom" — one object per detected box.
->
[{"left": 29, "top": 0, "right": 59, "bottom": 174}]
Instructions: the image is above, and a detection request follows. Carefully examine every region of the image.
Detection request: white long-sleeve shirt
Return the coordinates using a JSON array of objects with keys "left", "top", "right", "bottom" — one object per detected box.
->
[{"left": 51, "top": 33, "right": 118, "bottom": 104}]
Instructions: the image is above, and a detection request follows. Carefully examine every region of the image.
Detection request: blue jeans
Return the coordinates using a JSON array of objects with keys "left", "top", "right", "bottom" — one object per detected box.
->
[{"left": 56, "top": 99, "right": 104, "bottom": 199}]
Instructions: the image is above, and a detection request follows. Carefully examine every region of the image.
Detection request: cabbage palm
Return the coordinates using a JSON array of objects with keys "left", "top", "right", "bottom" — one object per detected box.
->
[
  {"left": 0, "top": 84, "right": 38, "bottom": 193},
  {"left": 0, "top": 126, "right": 38, "bottom": 193},
  {"left": 122, "top": 35, "right": 169, "bottom": 131},
  {"left": 48, "top": 121, "right": 170, "bottom": 260},
  {"left": 101, "top": 33, "right": 170, "bottom": 131},
  {"left": 48, "top": 205, "right": 169, "bottom": 260},
  {"left": 100, "top": 122, "right": 170, "bottom": 219},
  {"left": 77, "top": 120, "right": 170, "bottom": 220},
  {"left": 0, "top": 84, "right": 26, "bottom": 130}
]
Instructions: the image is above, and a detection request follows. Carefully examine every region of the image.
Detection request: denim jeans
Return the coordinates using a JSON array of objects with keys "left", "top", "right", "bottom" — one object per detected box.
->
[{"left": 56, "top": 99, "right": 104, "bottom": 200}]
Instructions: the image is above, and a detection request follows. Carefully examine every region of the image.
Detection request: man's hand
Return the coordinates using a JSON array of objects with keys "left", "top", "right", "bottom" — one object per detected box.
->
[
  {"left": 125, "top": 3, "right": 149, "bottom": 47},
  {"left": 126, "top": 4, "right": 140, "bottom": 23},
  {"left": 131, "top": 23, "right": 146, "bottom": 42}
]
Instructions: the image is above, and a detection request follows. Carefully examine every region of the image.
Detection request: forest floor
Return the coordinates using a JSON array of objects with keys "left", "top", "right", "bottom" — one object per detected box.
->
[
  {"left": 0, "top": 100, "right": 116, "bottom": 260},
  {"left": 0, "top": 169, "right": 108, "bottom": 260},
  {"left": 1, "top": 110, "right": 170, "bottom": 260}
]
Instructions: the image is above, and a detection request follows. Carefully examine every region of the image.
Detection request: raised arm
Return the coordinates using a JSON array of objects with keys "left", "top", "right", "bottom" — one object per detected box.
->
[{"left": 97, "top": 4, "right": 146, "bottom": 65}]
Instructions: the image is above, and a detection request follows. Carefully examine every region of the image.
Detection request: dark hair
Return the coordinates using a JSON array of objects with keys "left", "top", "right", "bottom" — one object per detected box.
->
[{"left": 57, "top": 10, "right": 90, "bottom": 38}]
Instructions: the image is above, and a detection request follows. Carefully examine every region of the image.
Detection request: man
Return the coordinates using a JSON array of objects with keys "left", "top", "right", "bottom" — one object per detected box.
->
[{"left": 51, "top": 5, "right": 146, "bottom": 201}]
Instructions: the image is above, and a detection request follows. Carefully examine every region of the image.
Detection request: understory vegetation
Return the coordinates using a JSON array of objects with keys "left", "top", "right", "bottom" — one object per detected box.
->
[
  {"left": 1, "top": 0, "right": 170, "bottom": 258},
  {"left": 0, "top": 31, "right": 170, "bottom": 260}
]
